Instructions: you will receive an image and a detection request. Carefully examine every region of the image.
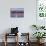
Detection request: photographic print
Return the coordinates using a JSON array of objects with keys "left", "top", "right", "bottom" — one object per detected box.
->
[{"left": 10, "top": 8, "right": 24, "bottom": 18}]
